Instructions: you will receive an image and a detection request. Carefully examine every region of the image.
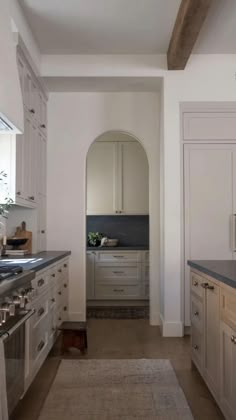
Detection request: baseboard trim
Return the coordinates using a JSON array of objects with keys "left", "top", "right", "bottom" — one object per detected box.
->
[{"left": 160, "top": 315, "right": 184, "bottom": 337}]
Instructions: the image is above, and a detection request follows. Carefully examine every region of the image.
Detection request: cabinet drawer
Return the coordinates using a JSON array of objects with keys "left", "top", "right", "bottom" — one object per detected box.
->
[
  {"left": 32, "top": 269, "right": 48, "bottom": 295},
  {"left": 95, "top": 264, "right": 140, "bottom": 284},
  {"left": 95, "top": 284, "right": 141, "bottom": 299},
  {"left": 96, "top": 251, "right": 142, "bottom": 263},
  {"left": 31, "top": 295, "right": 49, "bottom": 328},
  {"left": 221, "top": 288, "right": 236, "bottom": 330},
  {"left": 191, "top": 272, "right": 204, "bottom": 299},
  {"left": 30, "top": 317, "right": 49, "bottom": 375},
  {"left": 191, "top": 325, "right": 203, "bottom": 371},
  {"left": 191, "top": 295, "right": 204, "bottom": 332}
]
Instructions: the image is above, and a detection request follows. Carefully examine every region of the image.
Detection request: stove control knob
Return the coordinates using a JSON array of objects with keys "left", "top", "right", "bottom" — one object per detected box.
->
[
  {"left": 13, "top": 295, "right": 25, "bottom": 308},
  {"left": 1, "top": 302, "right": 15, "bottom": 317}
]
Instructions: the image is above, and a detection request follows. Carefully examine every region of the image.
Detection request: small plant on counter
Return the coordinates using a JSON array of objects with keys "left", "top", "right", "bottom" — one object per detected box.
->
[
  {"left": 87, "top": 232, "right": 103, "bottom": 247},
  {"left": 0, "top": 171, "right": 13, "bottom": 218}
]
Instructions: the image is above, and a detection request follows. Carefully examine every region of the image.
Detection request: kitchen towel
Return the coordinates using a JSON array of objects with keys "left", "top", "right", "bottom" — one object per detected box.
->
[{"left": 0, "top": 337, "right": 8, "bottom": 420}]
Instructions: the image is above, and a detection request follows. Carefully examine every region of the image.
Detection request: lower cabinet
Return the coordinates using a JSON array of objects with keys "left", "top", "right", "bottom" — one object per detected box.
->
[
  {"left": 220, "top": 321, "right": 236, "bottom": 420},
  {"left": 25, "top": 257, "right": 69, "bottom": 391},
  {"left": 190, "top": 269, "right": 236, "bottom": 420},
  {"left": 86, "top": 250, "right": 149, "bottom": 302}
]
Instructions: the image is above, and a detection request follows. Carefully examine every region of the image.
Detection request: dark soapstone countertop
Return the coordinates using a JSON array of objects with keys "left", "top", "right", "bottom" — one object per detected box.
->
[
  {"left": 188, "top": 260, "right": 236, "bottom": 289},
  {"left": 87, "top": 246, "right": 149, "bottom": 251},
  {"left": 0, "top": 251, "right": 71, "bottom": 272}
]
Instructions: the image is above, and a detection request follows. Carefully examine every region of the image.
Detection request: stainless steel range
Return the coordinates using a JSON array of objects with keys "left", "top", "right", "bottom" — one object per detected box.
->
[{"left": 0, "top": 265, "right": 35, "bottom": 417}]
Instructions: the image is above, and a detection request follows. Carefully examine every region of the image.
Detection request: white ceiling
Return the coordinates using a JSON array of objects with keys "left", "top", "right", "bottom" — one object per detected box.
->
[
  {"left": 18, "top": 0, "right": 181, "bottom": 54},
  {"left": 18, "top": 0, "right": 236, "bottom": 55},
  {"left": 42, "top": 77, "right": 163, "bottom": 92},
  {"left": 193, "top": 0, "right": 236, "bottom": 54}
]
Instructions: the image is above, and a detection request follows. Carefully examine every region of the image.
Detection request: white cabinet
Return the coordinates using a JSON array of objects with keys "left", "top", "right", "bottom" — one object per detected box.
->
[
  {"left": 184, "top": 144, "right": 236, "bottom": 325},
  {"left": 87, "top": 250, "right": 149, "bottom": 302},
  {"left": 120, "top": 142, "right": 149, "bottom": 214},
  {"left": 220, "top": 321, "right": 236, "bottom": 420},
  {"left": 87, "top": 142, "right": 117, "bottom": 214},
  {"left": 190, "top": 268, "right": 236, "bottom": 420},
  {"left": 87, "top": 141, "right": 148, "bottom": 215}
]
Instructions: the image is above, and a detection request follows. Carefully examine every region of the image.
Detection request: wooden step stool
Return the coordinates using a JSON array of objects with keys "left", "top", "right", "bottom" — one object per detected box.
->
[{"left": 59, "top": 321, "right": 87, "bottom": 354}]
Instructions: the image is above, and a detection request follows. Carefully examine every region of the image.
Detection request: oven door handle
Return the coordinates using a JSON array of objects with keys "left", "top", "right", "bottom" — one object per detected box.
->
[{"left": 1, "top": 309, "right": 35, "bottom": 341}]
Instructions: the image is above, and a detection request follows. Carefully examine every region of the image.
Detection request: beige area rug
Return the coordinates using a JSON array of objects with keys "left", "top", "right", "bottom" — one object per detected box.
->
[{"left": 38, "top": 359, "right": 194, "bottom": 420}]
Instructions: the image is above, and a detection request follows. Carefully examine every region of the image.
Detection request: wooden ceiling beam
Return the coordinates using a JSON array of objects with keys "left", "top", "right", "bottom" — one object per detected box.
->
[{"left": 167, "top": 0, "right": 212, "bottom": 70}]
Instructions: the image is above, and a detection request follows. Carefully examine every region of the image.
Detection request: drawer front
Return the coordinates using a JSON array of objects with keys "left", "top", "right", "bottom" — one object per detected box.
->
[
  {"left": 32, "top": 269, "right": 48, "bottom": 295},
  {"left": 31, "top": 294, "right": 49, "bottom": 328},
  {"left": 191, "top": 295, "right": 204, "bottom": 332},
  {"left": 95, "top": 264, "right": 140, "bottom": 285},
  {"left": 221, "top": 288, "right": 236, "bottom": 330},
  {"left": 191, "top": 272, "right": 204, "bottom": 299},
  {"left": 30, "top": 317, "right": 49, "bottom": 374},
  {"left": 142, "top": 251, "right": 149, "bottom": 263},
  {"left": 96, "top": 251, "right": 142, "bottom": 263},
  {"left": 95, "top": 284, "right": 141, "bottom": 299},
  {"left": 191, "top": 325, "right": 203, "bottom": 371}
]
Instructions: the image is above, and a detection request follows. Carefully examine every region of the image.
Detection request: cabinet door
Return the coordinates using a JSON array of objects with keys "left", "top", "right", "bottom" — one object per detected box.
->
[
  {"left": 28, "top": 122, "right": 37, "bottom": 203},
  {"left": 37, "top": 132, "right": 47, "bottom": 196},
  {"left": 87, "top": 142, "right": 117, "bottom": 214},
  {"left": 220, "top": 321, "right": 236, "bottom": 419},
  {"left": 86, "top": 252, "right": 95, "bottom": 299},
  {"left": 119, "top": 142, "right": 148, "bottom": 214},
  {"left": 23, "top": 114, "right": 31, "bottom": 200},
  {"left": 15, "top": 133, "right": 25, "bottom": 200},
  {"left": 37, "top": 194, "right": 46, "bottom": 252},
  {"left": 204, "top": 280, "right": 220, "bottom": 397},
  {"left": 184, "top": 144, "right": 236, "bottom": 325}
]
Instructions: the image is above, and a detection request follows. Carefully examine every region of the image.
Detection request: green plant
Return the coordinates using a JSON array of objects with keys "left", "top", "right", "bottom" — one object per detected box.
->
[
  {"left": 0, "top": 171, "right": 13, "bottom": 218},
  {"left": 87, "top": 232, "right": 103, "bottom": 247}
]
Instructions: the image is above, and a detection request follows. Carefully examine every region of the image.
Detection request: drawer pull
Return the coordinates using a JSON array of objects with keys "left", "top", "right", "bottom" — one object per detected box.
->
[
  {"left": 113, "top": 288, "right": 124, "bottom": 292},
  {"left": 194, "top": 311, "right": 199, "bottom": 316},
  {"left": 38, "top": 307, "right": 45, "bottom": 317},
  {"left": 64, "top": 284, "right": 67, "bottom": 288},
  {"left": 112, "top": 271, "right": 125, "bottom": 274},
  {"left": 51, "top": 274, "right": 56, "bottom": 278},
  {"left": 58, "top": 269, "right": 62, "bottom": 273},
  {"left": 193, "top": 281, "right": 198, "bottom": 286},
  {"left": 193, "top": 344, "right": 199, "bottom": 350},
  {"left": 58, "top": 317, "right": 62, "bottom": 321},
  {"left": 64, "top": 264, "right": 67, "bottom": 268},
  {"left": 113, "top": 256, "right": 125, "bottom": 258},
  {"left": 58, "top": 291, "right": 62, "bottom": 295},
  {"left": 64, "top": 306, "right": 67, "bottom": 311},
  {"left": 51, "top": 298, "right": 55, "bottom": 303},
  {"left": 201, "top": 282, "right": 214, "bottom": 291},
  {"left": 38, "top": 278, "right": 45, "bottom": 287},
  {"left": 37, "top": 340, "right": 45, "bottom": 352},
  {"left": 231, "top": 335, "right": 236, "bottom": 344}
]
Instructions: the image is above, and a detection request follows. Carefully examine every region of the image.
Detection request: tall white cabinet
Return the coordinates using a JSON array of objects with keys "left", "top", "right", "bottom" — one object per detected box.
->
[
  {"left": 183, "top": 106, "right": 236, "bottom": 326},
  {"left": 184, "top": 144, "right": 236, "bottom": 325},
  {"left": 87, "top": 140, "right": 148, "bottom": 215}
]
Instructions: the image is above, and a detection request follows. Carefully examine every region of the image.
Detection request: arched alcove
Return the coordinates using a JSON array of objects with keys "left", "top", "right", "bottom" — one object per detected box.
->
[{"left": 85, "top": 130, "right": 157, "bottom": 324}]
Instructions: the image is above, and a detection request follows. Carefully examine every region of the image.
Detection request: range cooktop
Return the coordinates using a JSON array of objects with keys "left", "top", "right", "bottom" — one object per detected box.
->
[{"left": 0, "top": 265, "right": 23, "bottom": 281}]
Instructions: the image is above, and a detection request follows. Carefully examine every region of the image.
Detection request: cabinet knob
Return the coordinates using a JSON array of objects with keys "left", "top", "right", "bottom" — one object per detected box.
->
[
  {"left": 231, "top": 335, "right": 236, "bottom": 344},
  {"left": 194, "top": 311, "right": 199, "bottom": 316},
  {"left": 51, "top": 273, "right": 55, "bottom": 278},
  {"left": 193, "top": 344, "right": 199, "bottom": 350},
  {"left": 16, "top": 191, "right": 21, "bottom": 196},
  {"left": 40, "top": 124, "right": 46, "bottom": 128},
  {"left": 30, "top": 108, "right": 35, "bottom": 114},
  {"left": 41, "top": 230, "right": 45, "bottom": 234},
  {"left": 64, "top": 264, "right": 67, "bottom": 268},
  {"left": 193, "top": 281, "right": 198, "bottom": 286},
  {"left": 28, "top": 195, "right": 35, "bottom": 201}
]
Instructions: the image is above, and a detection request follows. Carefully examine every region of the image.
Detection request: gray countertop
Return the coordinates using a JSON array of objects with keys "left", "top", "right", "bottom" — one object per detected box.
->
[
  {"left": 188, "top": 260, "right": 236, "bottom": 289},
  {"left": 87, "top": 246, "right": 149, "bottom": 251},
  {"left": 0, "top": 251, "right": 71, "bottom": 272}
]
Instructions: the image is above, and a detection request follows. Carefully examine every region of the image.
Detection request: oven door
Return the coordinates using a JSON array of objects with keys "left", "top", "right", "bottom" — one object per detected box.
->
[{"left": 2, "top": 309, "right": 35, "bottom": 416}]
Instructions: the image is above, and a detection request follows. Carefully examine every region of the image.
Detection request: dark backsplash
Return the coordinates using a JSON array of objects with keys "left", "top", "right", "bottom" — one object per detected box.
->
[{"left": 87, "top": 216, "right": 149, "bottom": 247}]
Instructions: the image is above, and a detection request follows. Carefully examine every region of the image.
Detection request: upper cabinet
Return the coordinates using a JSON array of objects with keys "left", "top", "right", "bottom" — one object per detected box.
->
[{"left": 87, "top": 140, "right": 149, "bottom": 215}]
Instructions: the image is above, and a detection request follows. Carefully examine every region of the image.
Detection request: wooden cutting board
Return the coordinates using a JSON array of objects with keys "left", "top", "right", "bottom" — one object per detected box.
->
[{"left": 15, "top": 221, "right": 32, "bottom": 254}]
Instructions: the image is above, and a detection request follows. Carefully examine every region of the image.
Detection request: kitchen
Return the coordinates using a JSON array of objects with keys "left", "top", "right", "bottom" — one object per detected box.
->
[{"left": 1, "top": 1, "right": 236, "bottom": 419}]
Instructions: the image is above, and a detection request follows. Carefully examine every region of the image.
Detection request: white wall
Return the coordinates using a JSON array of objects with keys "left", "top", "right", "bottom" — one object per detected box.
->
[
  {"left": 161, "top": 54, "right": 236, "bottom": 336},
  {"left": 47, "top": 92, "right": 160, "bottom": 323}
]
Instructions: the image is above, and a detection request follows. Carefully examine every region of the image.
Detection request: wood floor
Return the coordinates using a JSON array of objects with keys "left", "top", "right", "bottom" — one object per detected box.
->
[{"left": 12, "top": 319, "right": 224, "bottom": 420}]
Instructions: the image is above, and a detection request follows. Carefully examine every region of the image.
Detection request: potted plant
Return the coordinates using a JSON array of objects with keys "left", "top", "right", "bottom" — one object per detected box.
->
[{"left": 87, "top": 232, "right": 103, "bottom": 247}]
